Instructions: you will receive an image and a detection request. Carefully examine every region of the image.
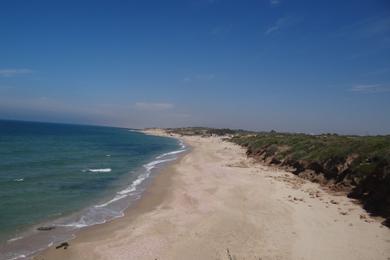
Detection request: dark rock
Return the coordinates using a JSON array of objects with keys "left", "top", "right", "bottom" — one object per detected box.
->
[
  {"left": 56, "top": 242, "right": 69, "bottom": 249},
  {"left": 37, "top": 226, "right": 55, "bottom": 231}
]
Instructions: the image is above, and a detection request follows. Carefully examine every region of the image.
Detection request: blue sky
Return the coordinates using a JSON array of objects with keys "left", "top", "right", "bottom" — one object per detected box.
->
[{"left": 0, "top": 0, "right": 389, "bottom": 134}]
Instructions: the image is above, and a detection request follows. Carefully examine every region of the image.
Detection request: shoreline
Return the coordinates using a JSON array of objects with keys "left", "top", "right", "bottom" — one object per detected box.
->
[
  {"left": 35, "top": 129, "right": 390, "bottom": 260},
  {"left": 1, "top": 131, "right": 185, "bottom": 260},
  {"left": 34, "top": 130, "right": 187, "bottom": 260}
]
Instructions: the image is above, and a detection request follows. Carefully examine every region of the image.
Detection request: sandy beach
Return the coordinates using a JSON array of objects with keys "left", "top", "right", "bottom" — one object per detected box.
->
[{"left": 35, "top": 130, "right": 390, "bottom": 260}]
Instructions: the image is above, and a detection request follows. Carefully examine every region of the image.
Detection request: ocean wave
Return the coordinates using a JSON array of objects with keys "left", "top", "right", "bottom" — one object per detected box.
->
[
  {"left": 86, "top": 168, "right": 112, "bottom": 173},
  {"left": 156, "top": 140, "right": 186, "bottom": 159},
  {"left": 94, "top": 157, "right": 176, "bottom": 209},
  {"left": 143, "top": 158, "right": 176, "bottom": 172},
  {"left": 7, "top": 236, "right": 23, "bottom": 243},
  {"left": 56, "top": 207, "right": 122, "bottom": 229},
  {"left": 8, "top": 254, "right": 26, "bottom": 260},
  {"left": 94, "top": 194, "right": 127, "bottom": 208},
  {"left": 56, "top": 150, "right": 180, "bottom": 235},
  {"left": 156, "top": 149, "right": 186, "bottom": 159},
  {"left": 13, "top": 178, "right": 24, "bottom": 182}
]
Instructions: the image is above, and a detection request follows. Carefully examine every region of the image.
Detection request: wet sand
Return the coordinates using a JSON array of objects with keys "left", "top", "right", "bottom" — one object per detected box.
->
[{"left": 35, "top": 130, "right": 390, "bottom": 260}]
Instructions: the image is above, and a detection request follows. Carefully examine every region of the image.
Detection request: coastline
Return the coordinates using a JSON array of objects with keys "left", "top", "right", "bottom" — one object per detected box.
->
[
  {"left": 1, "top": 130, "right": 185, "bottom": 260},
  {"left": 33, "top": 130, "right": 187, "bottom": 260},
  {"left": 35, "top": 129, "right": 390, "bottom": 260}
]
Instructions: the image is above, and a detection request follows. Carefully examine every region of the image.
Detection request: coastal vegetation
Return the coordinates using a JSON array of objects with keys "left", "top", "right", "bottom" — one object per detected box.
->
[{"left": 165, "top": 127, "right": 390, "bottom": 227}]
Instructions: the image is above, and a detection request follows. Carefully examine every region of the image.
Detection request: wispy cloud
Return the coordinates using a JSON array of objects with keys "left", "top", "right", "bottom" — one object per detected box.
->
[
  {"left": 265, "top": 25, "right": 280, "bottom": 35},
  {"left": 270, "top": 0, "right": 280, "bottom": 6},
  {"left": 134, "top": 102, "right": 174, "bottom": 111},
  {"left": 0, "top": 69, "right": 33, "bottom": 77},
  {"left": 265, "top": 16, "right": 301, "bottom": 35},
  {"left": 349, "top": 84, "right": 390, "bottom": 93}
]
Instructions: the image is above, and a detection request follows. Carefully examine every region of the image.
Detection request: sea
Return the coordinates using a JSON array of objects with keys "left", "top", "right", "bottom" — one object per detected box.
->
[{"left": 0, "top": 120, "right": 185, "bottom": 260}]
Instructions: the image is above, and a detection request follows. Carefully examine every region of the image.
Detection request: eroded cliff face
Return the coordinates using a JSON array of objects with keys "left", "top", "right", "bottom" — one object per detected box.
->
[{"left": 242, "top": 144, "right": 390, "bottom": 227}]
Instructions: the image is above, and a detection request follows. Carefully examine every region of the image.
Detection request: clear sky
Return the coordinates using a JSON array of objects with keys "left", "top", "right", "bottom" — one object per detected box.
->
[{"left": 0, "top": 0, "right": 389, "bottom": 134}]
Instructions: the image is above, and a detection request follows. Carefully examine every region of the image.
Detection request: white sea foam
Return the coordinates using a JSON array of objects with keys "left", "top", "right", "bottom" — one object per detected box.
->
[
  {"left": 87, "top": 168, "right": 112, "bottom": 173},
  {"left": 156, "top": 149, "right": 185, "bottom": 159},
  {"left": 60, "top": 150, "right": 180, "bottom": 234},
  {"left": 156, "top": 140, "right": 186, "bottom": 159},
  {"left": 13, "top": 178, "right": 24, "bottom": 182},
  {"left": 94, "top": 194, "right": 127, "bottom": 208},
  {"left": 94, "top": 157, "right": 176, "bottom": 209},
  {"left": 7, "top": 236, "right": 23, "bottom": 243},
  {"left": 143, "top": 157, "right": 176, "bottom": 171},
  {"left": 8, "top": 254, "right": 26, "bottom": 260},
  {"left": 57, "top": 216, "right": 106, "bottom": 228},
  {"left": 56, "top": 210, "right": 118, "bottom": 229},
  {"left": 56, "top": 221, "right": 90, "bottom": 229}
]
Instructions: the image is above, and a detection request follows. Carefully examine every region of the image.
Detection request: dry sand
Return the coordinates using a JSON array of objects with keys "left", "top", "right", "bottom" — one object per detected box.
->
[{"left": 35, "top": 129, "right": 390, "bottom": 260}]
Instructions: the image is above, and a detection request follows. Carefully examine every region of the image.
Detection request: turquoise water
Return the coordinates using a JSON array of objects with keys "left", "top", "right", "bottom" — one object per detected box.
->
[{"left": 0, "top": 120, "right": 183, "bottom": 259}]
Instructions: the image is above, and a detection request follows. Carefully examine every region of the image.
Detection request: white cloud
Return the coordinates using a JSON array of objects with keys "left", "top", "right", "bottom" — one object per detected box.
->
[
  {"left": 270, "top": 0, "right": 280, "bottom": 6},
  {"left": 0, "top": 69, "right": 33, "bottom": 77},
  {"left": 134, "top": 102, "right": 174, "bottom": 111},
  {"left": 349, "top": 84, "right": 390, "bottom": 93},
  {"left": 265, "top": 16, "right": 301, "bottom": 35},
  {"left": 265, "top": 25, "right": 280, "bottom": 35}
]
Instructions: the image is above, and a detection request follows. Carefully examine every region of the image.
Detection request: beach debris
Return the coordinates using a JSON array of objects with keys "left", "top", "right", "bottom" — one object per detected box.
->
[
  {"left": 37, "top": 226, "right": 56, "bottom": 231},
  {"left": 293, "top": 197, "right": 304, "bottom": 202},
  {"left": 56, "top": 242, "right": 69, "bottom": 249},
  {"left": 226, "top": 248, "right": 234, "bottom": 260}
]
